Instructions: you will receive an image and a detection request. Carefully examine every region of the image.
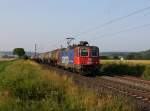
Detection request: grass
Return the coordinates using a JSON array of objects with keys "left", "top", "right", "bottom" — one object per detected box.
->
[
  {"left": 0, "top": 60, "right": 137, "bottom": 111},
  {"left": 100, "top": 60, "right": 150, "bottom": 80},
  {"left": 0, "top": 61, "right": 14, "bottom": 73}
]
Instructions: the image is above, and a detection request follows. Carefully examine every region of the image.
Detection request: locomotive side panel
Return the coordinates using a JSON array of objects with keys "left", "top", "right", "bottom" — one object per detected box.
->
[
  {"left": 60, "top": 48, "right": 67, "bottom": 65},
  {"left": 74, "top": 47, "right": 80, "bottom": 65},
  {"left": 59, "top": 48, "right": 74, "bottom": 69},
  {"left": 68, "top": 48, "right": 74, "bottom": 65}
]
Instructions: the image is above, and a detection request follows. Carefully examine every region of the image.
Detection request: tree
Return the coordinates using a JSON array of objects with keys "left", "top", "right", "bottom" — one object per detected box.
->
[
  {"left": 13, "top": 48, "right": 25, "bottom": 57},
  {"left": 113, "top": 56, "right": 119, "bottom": 60},
  {"left": 126, "top": 54, "right": 135, "bottom": 60},
  {"left": 100, "top": 56, "right": 109, "bottom": 60}
]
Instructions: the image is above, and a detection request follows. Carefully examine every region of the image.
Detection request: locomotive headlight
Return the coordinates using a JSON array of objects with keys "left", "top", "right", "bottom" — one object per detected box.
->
[{"left": 88, "top": 58, "right": 92, "bottom": 64}]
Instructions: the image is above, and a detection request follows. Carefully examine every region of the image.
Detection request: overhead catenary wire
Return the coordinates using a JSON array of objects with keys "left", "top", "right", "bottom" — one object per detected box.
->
[
  {"left": 87, "top": 23, "right": 150, "bottom": 42},
  {"left": 73, "top": 5, "right": 150, "bottom": 37},
  {"left": 41, "top": 6, "right": 150, "bottom": 51},
  {"left": 49, "top": 38, "right": 66, "bottom": 49}
]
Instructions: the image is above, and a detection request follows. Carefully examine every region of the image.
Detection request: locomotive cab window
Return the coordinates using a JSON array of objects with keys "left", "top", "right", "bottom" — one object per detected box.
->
[
  {"left": 80, "top": 49, "right": 88, "bottom": 56},
  {"left": 91, "top": 50, "right": 98, "bottom": 57}
]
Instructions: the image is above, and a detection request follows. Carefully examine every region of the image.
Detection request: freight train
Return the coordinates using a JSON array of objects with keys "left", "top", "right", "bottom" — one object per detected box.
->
[{"left": 34, "top": 41, "right": 100, "bottom": 75}]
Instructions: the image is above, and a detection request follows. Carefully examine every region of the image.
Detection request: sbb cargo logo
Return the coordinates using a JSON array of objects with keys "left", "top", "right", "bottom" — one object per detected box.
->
[{"left": 62, "top": 56, "right": 69, "bottom": 64}]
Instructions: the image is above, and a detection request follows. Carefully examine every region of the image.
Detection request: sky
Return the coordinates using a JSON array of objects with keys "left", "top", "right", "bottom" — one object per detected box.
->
[{"left": 0, "top": 0, "right": 150, "bottom": 52}]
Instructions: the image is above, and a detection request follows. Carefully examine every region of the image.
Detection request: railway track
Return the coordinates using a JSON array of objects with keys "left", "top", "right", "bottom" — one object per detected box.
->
[
  {"left": 43, "top": 64, "right": 150, "bottom": 111},
  {"left": 100, "top": 76, "right": 150, "bottom": 92},
  {"left": 122, "top": 76, "right": 150, "bottom": 83},
  {"left": 116, "top": 76, "right": 150, "bottom": 86},
  {"left": 95, "top": 77, "right": 150, "bottom": 104}
]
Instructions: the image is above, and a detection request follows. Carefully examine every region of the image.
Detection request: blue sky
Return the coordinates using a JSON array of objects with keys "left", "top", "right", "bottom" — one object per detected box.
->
[{"left": 0, "top": 0, "right": 150, "bottom": 52}]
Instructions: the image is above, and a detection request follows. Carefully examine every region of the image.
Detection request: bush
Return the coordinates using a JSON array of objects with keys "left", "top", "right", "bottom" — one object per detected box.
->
[
  {"left": 100, "top": 63, "right": 145, "bottom": 77},
  {"left": 100, "top": 62, "right": 150, "bottom": 80},
  {"left": 142, "top": 65, "right": 150, "bottom": 80},
  {"left": 22, "top": 55, "right": 28, "bottom": 60}
]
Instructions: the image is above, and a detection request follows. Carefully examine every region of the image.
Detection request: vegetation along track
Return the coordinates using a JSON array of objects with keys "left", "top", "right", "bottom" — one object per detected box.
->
[{"left": 42, "top": 64, "right": 150, "bottom": 111}]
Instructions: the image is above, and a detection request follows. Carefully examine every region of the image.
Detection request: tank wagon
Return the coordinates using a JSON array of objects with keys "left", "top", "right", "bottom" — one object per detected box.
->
[{"left": 36, "top": 41, "right": 100, "bottom": 74}]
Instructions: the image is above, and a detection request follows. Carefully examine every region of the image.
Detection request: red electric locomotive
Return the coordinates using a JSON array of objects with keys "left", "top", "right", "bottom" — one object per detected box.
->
[{"left": 73, "top": 41, "right": 100, "bottom": 74}]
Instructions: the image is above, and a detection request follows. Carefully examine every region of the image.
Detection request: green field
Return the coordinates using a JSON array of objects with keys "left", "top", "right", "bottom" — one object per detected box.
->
[{"left": 0, "top": 60, "right": 137, "bottom": 111}]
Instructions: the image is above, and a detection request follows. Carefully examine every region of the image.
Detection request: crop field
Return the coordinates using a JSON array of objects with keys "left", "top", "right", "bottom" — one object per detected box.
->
[
  {"left": 0, "top": 60, "right": 137, "bottom": 111},
  {"left": 101, "top": 60, "right": 150, "bottom": 65}
]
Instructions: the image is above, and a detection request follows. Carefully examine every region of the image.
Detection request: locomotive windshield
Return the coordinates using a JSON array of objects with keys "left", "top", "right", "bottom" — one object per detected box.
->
[
  {"left": 81, "top": 49, "right": 88, "bottom": 56},
  {"left": 91, "top": 50, "right": 99, "bottom": 57}
]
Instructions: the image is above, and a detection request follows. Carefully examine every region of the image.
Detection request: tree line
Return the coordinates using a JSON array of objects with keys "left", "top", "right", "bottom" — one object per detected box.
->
[{"left": 100, "top": 49, "right": 150, "bottom": 60}]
